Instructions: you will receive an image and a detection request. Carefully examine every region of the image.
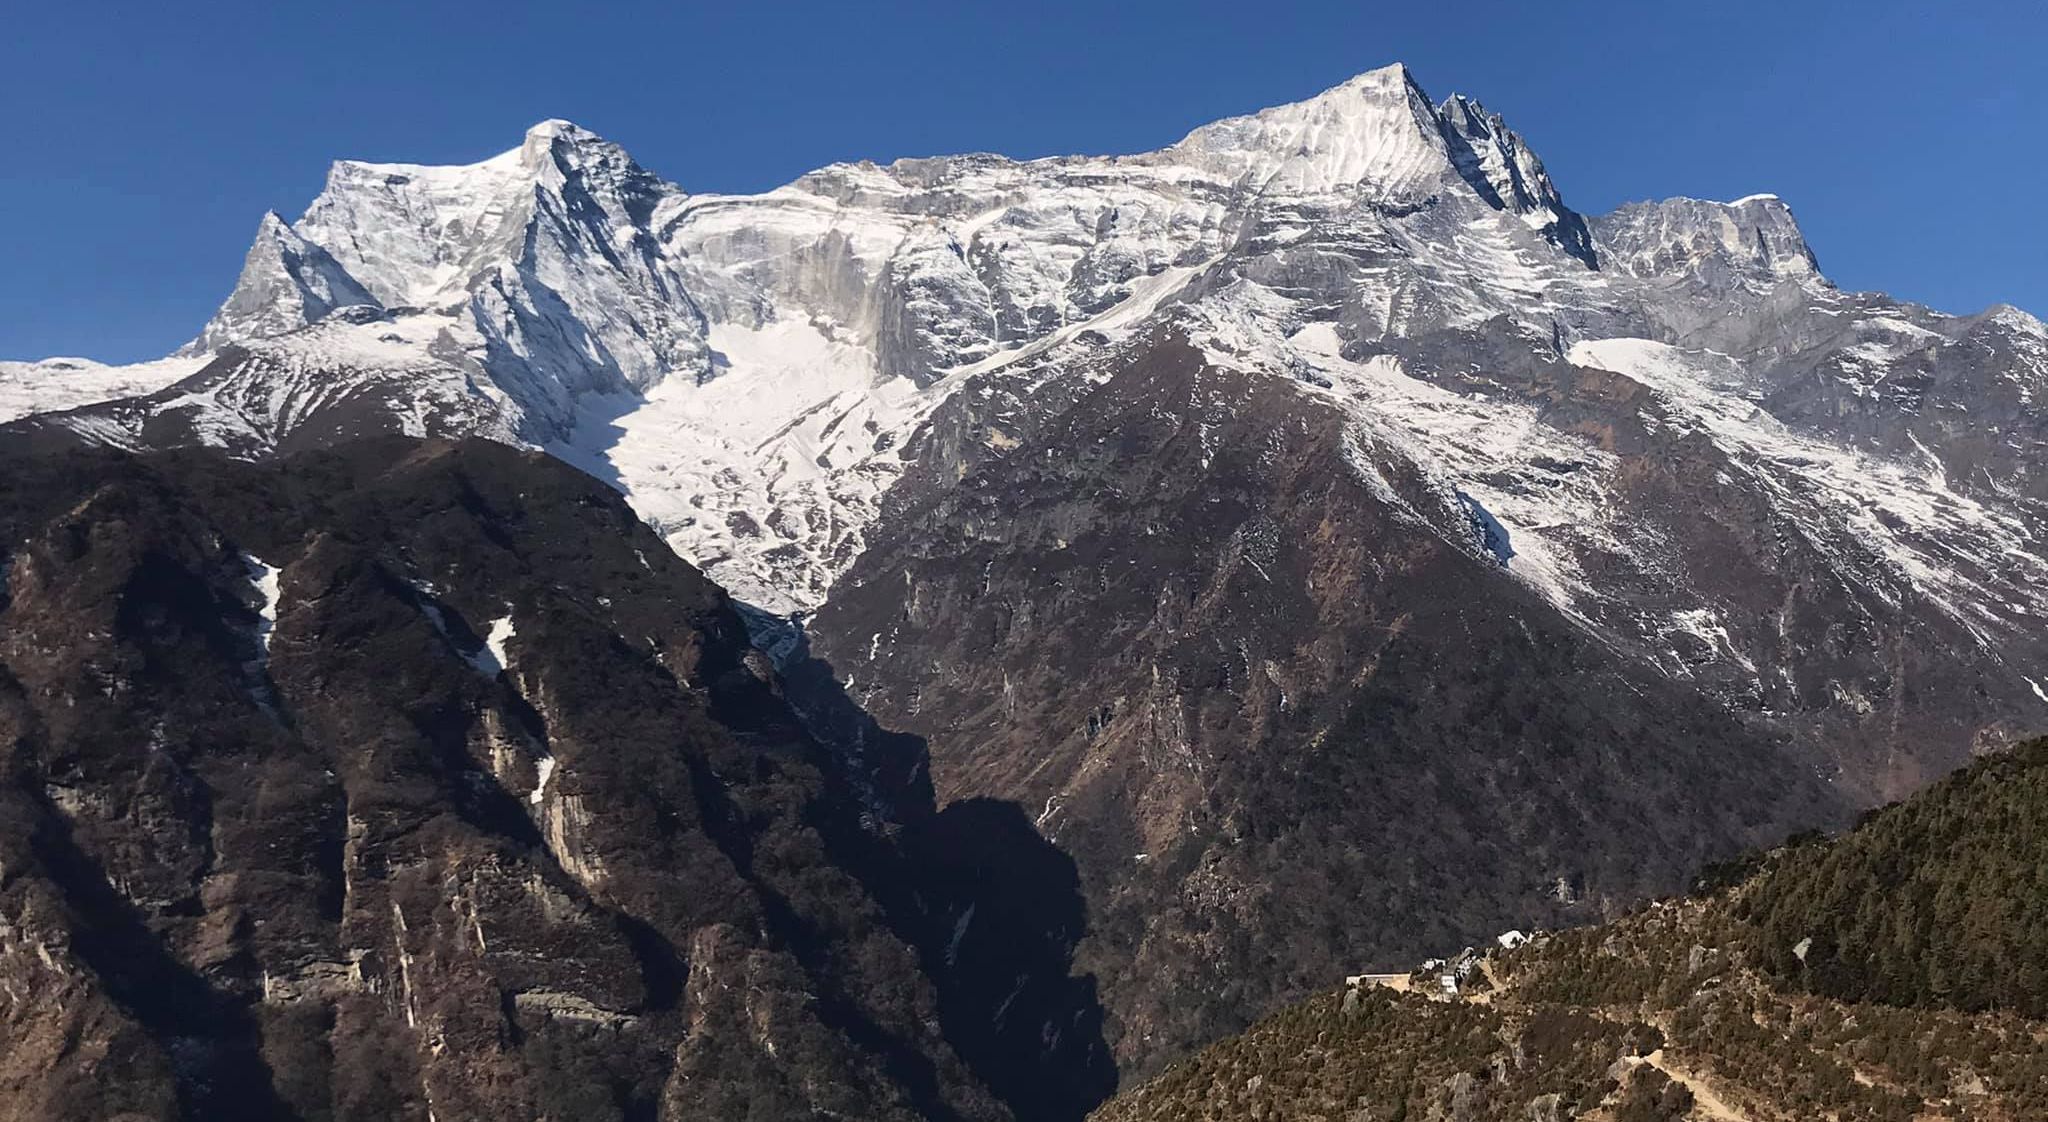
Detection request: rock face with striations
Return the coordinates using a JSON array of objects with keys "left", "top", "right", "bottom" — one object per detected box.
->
[{"left": 0, "top": 439, "right": 1111, "bottom": 1122}]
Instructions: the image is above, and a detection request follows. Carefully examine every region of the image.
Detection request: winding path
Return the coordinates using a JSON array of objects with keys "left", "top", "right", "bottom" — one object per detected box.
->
[{"left": 1633, "top": 1049, "right": 1751, "bottom": 1122}]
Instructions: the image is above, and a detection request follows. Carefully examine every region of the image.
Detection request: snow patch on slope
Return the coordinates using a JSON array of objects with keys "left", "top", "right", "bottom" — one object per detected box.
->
[
  {"left": 467, "top": 614, "right": 516, "bottom": 677},
  {"left": 243, "top": 554, "right": 282, "bottom": 655},
  {"left": 1279, "top": 320, "right": 1624, "bottom": 615},
  {"left": 548, "top": 315, "right": 945, "bottom": 612},
  {"left": 1568, "top": 337, "right": 2048, "bottom": 630},
  {"left": 0, "top": 356, "right": 206, "bottom": 423},
  {"left": 530, "top": 755, "right": 556, "bottom": 806}
]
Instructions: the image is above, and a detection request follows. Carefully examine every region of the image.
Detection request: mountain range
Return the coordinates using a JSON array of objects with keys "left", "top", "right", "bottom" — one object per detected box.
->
[{"left": 3, "top": 61, "right": 2045, "bottom": 1109}]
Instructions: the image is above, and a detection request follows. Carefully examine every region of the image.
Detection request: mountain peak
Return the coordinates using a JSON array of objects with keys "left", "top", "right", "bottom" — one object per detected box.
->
[
  {"left": 513, "top": 116, "right": 667, "bottom": 205},
  {"left": 1165, "top": 61, "right": 1450, "bottom": 197},
  {"left": 1300, "top": 60, "right": 1432, "bottom": 113},
  {"left": 1332, "top": 60, "right": 1419, "bottom": 92},
  {"left": 519, "top": 117, "right": 621, "bottom": 164},
  {"left": 525, "top": 117, "right": 586, "bottom": 141}
]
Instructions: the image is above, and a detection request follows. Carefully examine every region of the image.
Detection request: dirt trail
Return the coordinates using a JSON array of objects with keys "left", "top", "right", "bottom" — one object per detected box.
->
[
  {"left": 1470, "top": 958, "right": 1505, "bottom": 1004},
  {"left": 1356, "top": 951, "right": 1752, "bottom": 1120},
  {"left": 1637, "top": 1050, "right": 1752, "bottom": 1122}
]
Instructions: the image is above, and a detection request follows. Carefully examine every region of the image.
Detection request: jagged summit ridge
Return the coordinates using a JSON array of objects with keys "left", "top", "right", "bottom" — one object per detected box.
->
[
  {"left": 1436, "top": 91, "right": 1596, "bottom": 264},
  {"left": 187, "top": 62, "right": 1823, "bottom": 392}
]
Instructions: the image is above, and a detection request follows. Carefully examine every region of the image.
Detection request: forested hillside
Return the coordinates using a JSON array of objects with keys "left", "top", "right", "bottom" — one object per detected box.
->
[
  {"left": 1737, "top": 737, "right": 2048, "bottom": 1017},
  {"left": 1095, "top": 738, "right": 2048, "bottom": 1121}
]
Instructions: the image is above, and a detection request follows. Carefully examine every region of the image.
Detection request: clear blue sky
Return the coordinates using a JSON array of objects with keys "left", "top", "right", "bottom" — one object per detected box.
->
[{"left": 4, "top": 0, "right": 2041, "bottom": 363}]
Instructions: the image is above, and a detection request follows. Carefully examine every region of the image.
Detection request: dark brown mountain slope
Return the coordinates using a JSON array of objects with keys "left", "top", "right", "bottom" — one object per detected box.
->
[
  {"left": 810, "top": 331, "right": 1849, "bottom": 1079},
  {"left": 0, "top": 438, "right": 1111, "bottom": 1122}
]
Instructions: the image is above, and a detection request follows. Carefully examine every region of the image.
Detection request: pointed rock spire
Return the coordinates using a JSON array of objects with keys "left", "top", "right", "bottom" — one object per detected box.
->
[
  {"left": 1436, "top": 92, "right": 1596, "bottom": 265},
  {"left": 185, "top": 212, "right": 378, "bottom": 354}
]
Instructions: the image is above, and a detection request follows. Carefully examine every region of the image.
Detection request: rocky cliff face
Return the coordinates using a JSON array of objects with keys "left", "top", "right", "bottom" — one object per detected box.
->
[{"left": 0, "top": 439, "right": 1111, "bottom": 1122}]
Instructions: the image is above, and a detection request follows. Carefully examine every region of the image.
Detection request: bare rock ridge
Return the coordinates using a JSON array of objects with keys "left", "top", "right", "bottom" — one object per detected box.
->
[
  {"left": 3, "top": 59, "right": 2046, "bottom": 1088},
  {"left": 0, "top": 439, "right": 1111, "bottom": 1122}
]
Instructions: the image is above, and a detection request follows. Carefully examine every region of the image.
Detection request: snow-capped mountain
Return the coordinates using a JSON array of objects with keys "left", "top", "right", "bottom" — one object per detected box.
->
[
  {"left": 24, "top": 63, "right": 2046, "bottom": 702},
  {"left": 9, "top": 61, "right": 2047, "bottom": 1078},
  {"left": 18, "top": 65, "right": 2041, "bottom": 623}
]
